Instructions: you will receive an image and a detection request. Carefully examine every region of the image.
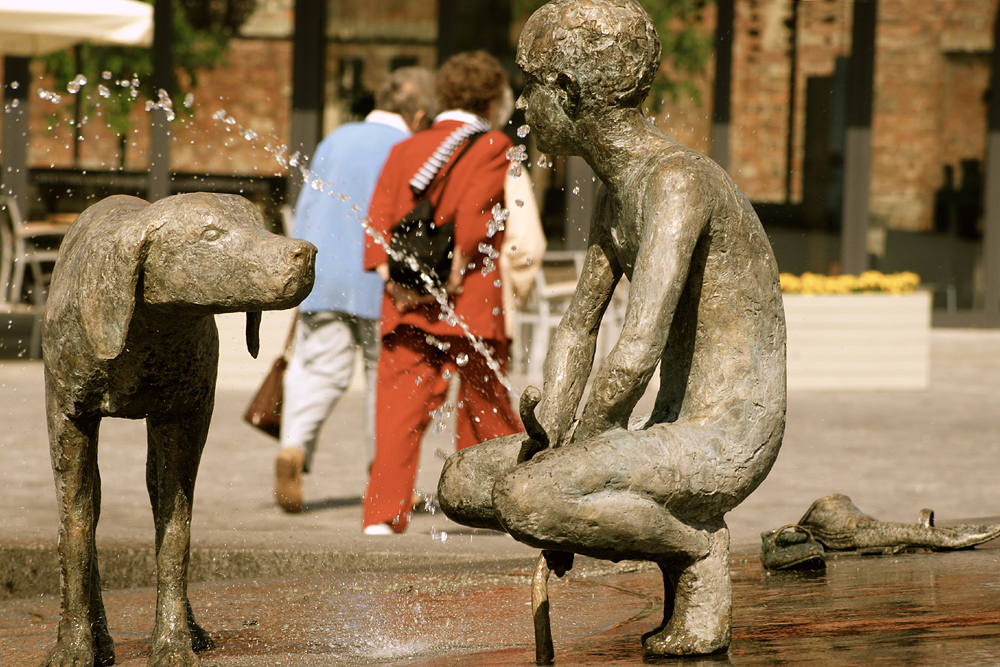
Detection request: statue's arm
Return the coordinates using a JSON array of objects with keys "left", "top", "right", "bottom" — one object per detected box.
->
[
  {"left": 573, "top": 172, "right": 708, "bottom": 442},
  {"left": 535, "top": 194, "right": 620, "bottom": 447}
]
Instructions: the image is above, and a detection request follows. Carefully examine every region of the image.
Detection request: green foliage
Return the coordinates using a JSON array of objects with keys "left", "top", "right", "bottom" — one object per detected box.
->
[
  {"left": 513, "top": 0, "right": 715, "bottom": 107},
  {"left": 42, "top": 0, "right": 231, "bottom": 161}
]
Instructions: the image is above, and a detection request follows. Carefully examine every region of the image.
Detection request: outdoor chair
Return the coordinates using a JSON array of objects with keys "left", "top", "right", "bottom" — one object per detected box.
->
[
  {"left": 512, "top": 250, "right": 627, "bottom": 378},
  {"left": 1, "top": 196, "right": 70, "bottom": 357},
  {"left": 1, "top": 195, "right": 68, "bottom": 305}
]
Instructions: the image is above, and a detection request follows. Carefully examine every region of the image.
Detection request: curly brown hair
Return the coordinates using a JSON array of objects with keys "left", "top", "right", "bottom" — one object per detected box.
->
[{"left": 435, "top": 51, "right": 509, "bottom": 118}]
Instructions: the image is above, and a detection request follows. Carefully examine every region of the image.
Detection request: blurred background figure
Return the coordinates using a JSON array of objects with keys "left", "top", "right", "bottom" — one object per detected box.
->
[
  {"left": 492, "top": 84, "right": 546, "bottom": 350},
  {"left": 275, "top": 67, "right": 438, "bottom": 514},
  {"left": 362, "top": 51, "right": 522, "bottom": 534}
]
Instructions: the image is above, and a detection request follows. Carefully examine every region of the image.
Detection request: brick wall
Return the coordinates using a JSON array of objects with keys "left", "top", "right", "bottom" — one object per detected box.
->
[
  {"left": 17, "top": 0, "right": 437, "bottom": 184},
  {"left": 725, "top": 0, "right": 996, "bottom": 232},
  {"left": 8, "top": 0, "right": 999, "bottom": 233}
]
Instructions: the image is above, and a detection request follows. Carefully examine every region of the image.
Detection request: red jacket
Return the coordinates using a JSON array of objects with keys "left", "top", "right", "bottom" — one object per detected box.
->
[{"left": 365, "top": 120, "right": 512, "bottom": 342}]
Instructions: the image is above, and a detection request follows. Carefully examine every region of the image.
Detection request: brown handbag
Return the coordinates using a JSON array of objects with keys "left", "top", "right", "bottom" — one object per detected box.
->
[{"left": 243, "top": 314, "right": 297, "bottom": 438}]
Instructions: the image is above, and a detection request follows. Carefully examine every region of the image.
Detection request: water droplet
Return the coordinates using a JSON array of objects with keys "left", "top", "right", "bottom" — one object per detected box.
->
[
  {"left": 494, "top": 278, "right": 503, "bottom": 288},
  {"left": 517, "top": 124, "right": 530, "bottom": 138},
  {"left": 492, "top": 307, "right": 501, "bottom": 316},
  {"left": 442, "top": 369, "right": 453, "bottom": 381},
  {"left": 456, "top": 353, "right": 469, "bottom": 367},
  {"left": 506, "top": 144, "right": 527, "bottom": 162},
  {"left": 572, "top": 186, "right": 581, "bottom": 195},
  {"left": 97, "top": 85, "right": 110, "bottom": 98},
  {"left": 184, "top": 93, "right": 195, "bottom": 108},
  {"left": 66, "top": 74, "right": 87, "bottom": 93},
  {"left": 430, "top": 527, "right": 448, "bottom": 542},
  {"left": 10, "top": 81, "right": 19, "bottom": 90},
  {"left": 102, "top": 71, "right": 113, "bottom": 80}
]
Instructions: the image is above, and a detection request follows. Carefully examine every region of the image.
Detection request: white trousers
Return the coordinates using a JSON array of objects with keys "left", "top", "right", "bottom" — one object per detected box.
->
[{"left": 280, "top": 311, "right": 380, "bottom": 472}]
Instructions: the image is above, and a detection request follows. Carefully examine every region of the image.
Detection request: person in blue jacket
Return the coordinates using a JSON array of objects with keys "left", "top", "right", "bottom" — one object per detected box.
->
[{"left": 275, "top": 67, "right": 438, "bottom": 513}]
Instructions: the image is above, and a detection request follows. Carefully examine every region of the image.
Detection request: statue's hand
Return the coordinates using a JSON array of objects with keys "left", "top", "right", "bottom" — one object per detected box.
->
[
  {"left": 543, "top": 549, "right": 574, "bottom": 577},
  {"left": 517, "top": 386, "right": 549, "bottom": 463}
]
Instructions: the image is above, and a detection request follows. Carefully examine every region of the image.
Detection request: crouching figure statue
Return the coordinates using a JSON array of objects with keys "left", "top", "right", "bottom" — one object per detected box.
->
[{"left": 438, "top": 0, "right": 786, "bottom": 658}]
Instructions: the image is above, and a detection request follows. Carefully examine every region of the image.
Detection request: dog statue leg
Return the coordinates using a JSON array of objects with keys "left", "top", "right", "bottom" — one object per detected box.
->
[
  {"left": 89, "top": 467, "right": 115, "bottom": 666},
  {"left": 145, "top": 408, "right": 213, "bottom": 667},
  {"left": 42, "top": 408, "right": 114, "bottom": 667}
]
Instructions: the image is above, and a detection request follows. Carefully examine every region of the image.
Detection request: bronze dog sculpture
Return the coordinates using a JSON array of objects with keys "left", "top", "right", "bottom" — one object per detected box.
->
[{"left": 40, "top": 193, "right": 316, "bottom": 667}]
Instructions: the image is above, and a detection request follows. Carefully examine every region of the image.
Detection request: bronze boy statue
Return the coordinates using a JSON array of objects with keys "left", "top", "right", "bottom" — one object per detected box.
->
[{"left": 439, "top": 0, "right": 786, "bottom": 657}]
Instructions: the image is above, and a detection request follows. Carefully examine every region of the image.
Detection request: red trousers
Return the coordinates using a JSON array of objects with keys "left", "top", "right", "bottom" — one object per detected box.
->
[{"left": 363, "top": 326, "right": 521, "bottom": 532}]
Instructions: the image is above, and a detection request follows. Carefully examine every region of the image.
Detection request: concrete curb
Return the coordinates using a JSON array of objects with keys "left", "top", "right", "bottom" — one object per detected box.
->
[{"left": 0, "top": 544, "right": 537, "bottom": 601}]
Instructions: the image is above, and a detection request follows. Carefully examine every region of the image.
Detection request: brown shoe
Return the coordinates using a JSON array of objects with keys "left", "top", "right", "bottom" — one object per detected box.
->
[{"left": 275, "top": 447, "right": 305, "bottom": 513}]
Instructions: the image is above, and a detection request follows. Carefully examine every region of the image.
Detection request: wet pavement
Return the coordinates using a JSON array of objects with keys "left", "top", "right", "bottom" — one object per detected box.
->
[
  {"left": 5, "top": 547, "right": 1000, "bottom": 666},
  {"left": 2, "top": 323, "right": 1000, "bottom": 664}
]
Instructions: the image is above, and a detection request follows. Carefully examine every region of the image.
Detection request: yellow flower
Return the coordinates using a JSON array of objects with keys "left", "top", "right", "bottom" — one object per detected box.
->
[{"left": 778, "top": 270, "right": 920, "bottom": 294}]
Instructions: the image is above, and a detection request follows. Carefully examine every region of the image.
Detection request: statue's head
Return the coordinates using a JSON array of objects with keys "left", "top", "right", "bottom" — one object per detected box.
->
[{"left": 516, "top": 0, "right": 661, "bottom": 152}]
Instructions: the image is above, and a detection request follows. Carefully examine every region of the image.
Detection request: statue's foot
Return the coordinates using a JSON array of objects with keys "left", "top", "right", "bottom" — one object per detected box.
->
[
  {"left": 189, "top": 622, "right": 214, "bottom": 653},
  {"left": 644, "top": 528, "right": 732, "bottom": 658},
  {"left": 186, "top": 604, "right": 215, "bottom": 653},
  {"left": 643, "top": 625, "right": 730, "bottom": 657},
  {"left": 94, "top": 625, "right": 116, "bottom": 666},
  {"left": 149, "top": 642, "right": 199, "bottom": 667},
  {"left": 40, "top": 640, "right": 95, "bottom": 667}
]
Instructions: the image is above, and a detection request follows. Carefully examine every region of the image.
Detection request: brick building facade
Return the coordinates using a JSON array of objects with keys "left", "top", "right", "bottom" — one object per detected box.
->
[{"left": 6, "top": 0, "right": 999, "bottom": 237}]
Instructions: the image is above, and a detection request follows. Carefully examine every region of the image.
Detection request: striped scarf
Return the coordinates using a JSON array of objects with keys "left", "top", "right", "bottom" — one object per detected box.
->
[{"left": 409, "top": 118, "right": 492, "bottom": 196}]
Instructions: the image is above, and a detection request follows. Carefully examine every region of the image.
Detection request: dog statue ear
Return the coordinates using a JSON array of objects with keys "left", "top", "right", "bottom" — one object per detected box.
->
[
  {"left": 246, "top": 311, "right": 261, "bottom": 358},
  {"left": 73, "top": 197, "right": 162, "bottom": 359}
]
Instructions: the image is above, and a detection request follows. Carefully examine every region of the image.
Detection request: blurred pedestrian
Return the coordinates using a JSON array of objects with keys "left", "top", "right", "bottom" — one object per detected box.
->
[
  {"left": 362, "top": 51, "right": 522, "bottom": 534},
  {"left": 275, "top": 67, "right": 438, "bottom": 513}
]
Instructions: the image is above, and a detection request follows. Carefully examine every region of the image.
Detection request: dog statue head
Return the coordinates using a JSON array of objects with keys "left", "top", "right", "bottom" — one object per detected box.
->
[{"left": 51, "top": 193, "right": 316, "bottom": 360}]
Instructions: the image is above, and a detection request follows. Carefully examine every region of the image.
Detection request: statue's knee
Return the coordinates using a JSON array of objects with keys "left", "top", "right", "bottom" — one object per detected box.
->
[
  {"left": 492, "top": 466, "right": 549, "bottom": 535},
  {"left": 437, "top": 453, "right": 481, "bottom": 518}
]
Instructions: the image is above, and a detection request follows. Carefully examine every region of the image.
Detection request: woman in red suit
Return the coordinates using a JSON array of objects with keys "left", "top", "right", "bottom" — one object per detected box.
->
[{"left": 362, "top": 51, "right": 522, "bottom": 534}]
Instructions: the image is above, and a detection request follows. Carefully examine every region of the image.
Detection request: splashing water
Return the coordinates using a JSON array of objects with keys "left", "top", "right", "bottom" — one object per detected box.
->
[
  {"left": 38, "top": 89, "right": 62, "bottom": 104},
  {"left": 27, "top": 79, "right": 522, "bottom": 397},
  {"left": 428, "top": 401, "right": 454, "bottom": 436},
  {"left": 517, "top": 124, "right": 530, "bottom": 138},
  {"left": 144, "top": 88, "right": 176, "bottom": 121}
]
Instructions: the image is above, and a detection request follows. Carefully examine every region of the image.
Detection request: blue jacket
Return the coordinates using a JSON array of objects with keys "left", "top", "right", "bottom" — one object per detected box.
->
[{"left": 293, "top": 116, "right": 408, "bottom": 319}]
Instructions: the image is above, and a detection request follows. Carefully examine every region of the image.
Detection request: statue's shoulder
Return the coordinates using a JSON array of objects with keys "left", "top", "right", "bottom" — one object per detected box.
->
[{"left": 644, "top": 145, "right": 722, "bottom": 200}]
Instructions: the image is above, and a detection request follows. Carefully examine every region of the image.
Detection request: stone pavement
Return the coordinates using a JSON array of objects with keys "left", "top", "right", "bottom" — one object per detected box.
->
[{"left": 1, "top": 325, "right": 999, "bottom": 665}]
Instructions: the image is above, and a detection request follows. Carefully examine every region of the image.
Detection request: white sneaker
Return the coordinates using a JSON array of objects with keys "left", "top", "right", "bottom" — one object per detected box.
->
[{"left": 363, "top": 523, "right": 394, "bottom": 535}]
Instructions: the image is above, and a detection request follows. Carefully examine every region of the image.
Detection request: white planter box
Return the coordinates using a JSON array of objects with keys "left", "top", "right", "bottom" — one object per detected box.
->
[{"left": 783, "top": 291, "right": 931, "bottom": 391}]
